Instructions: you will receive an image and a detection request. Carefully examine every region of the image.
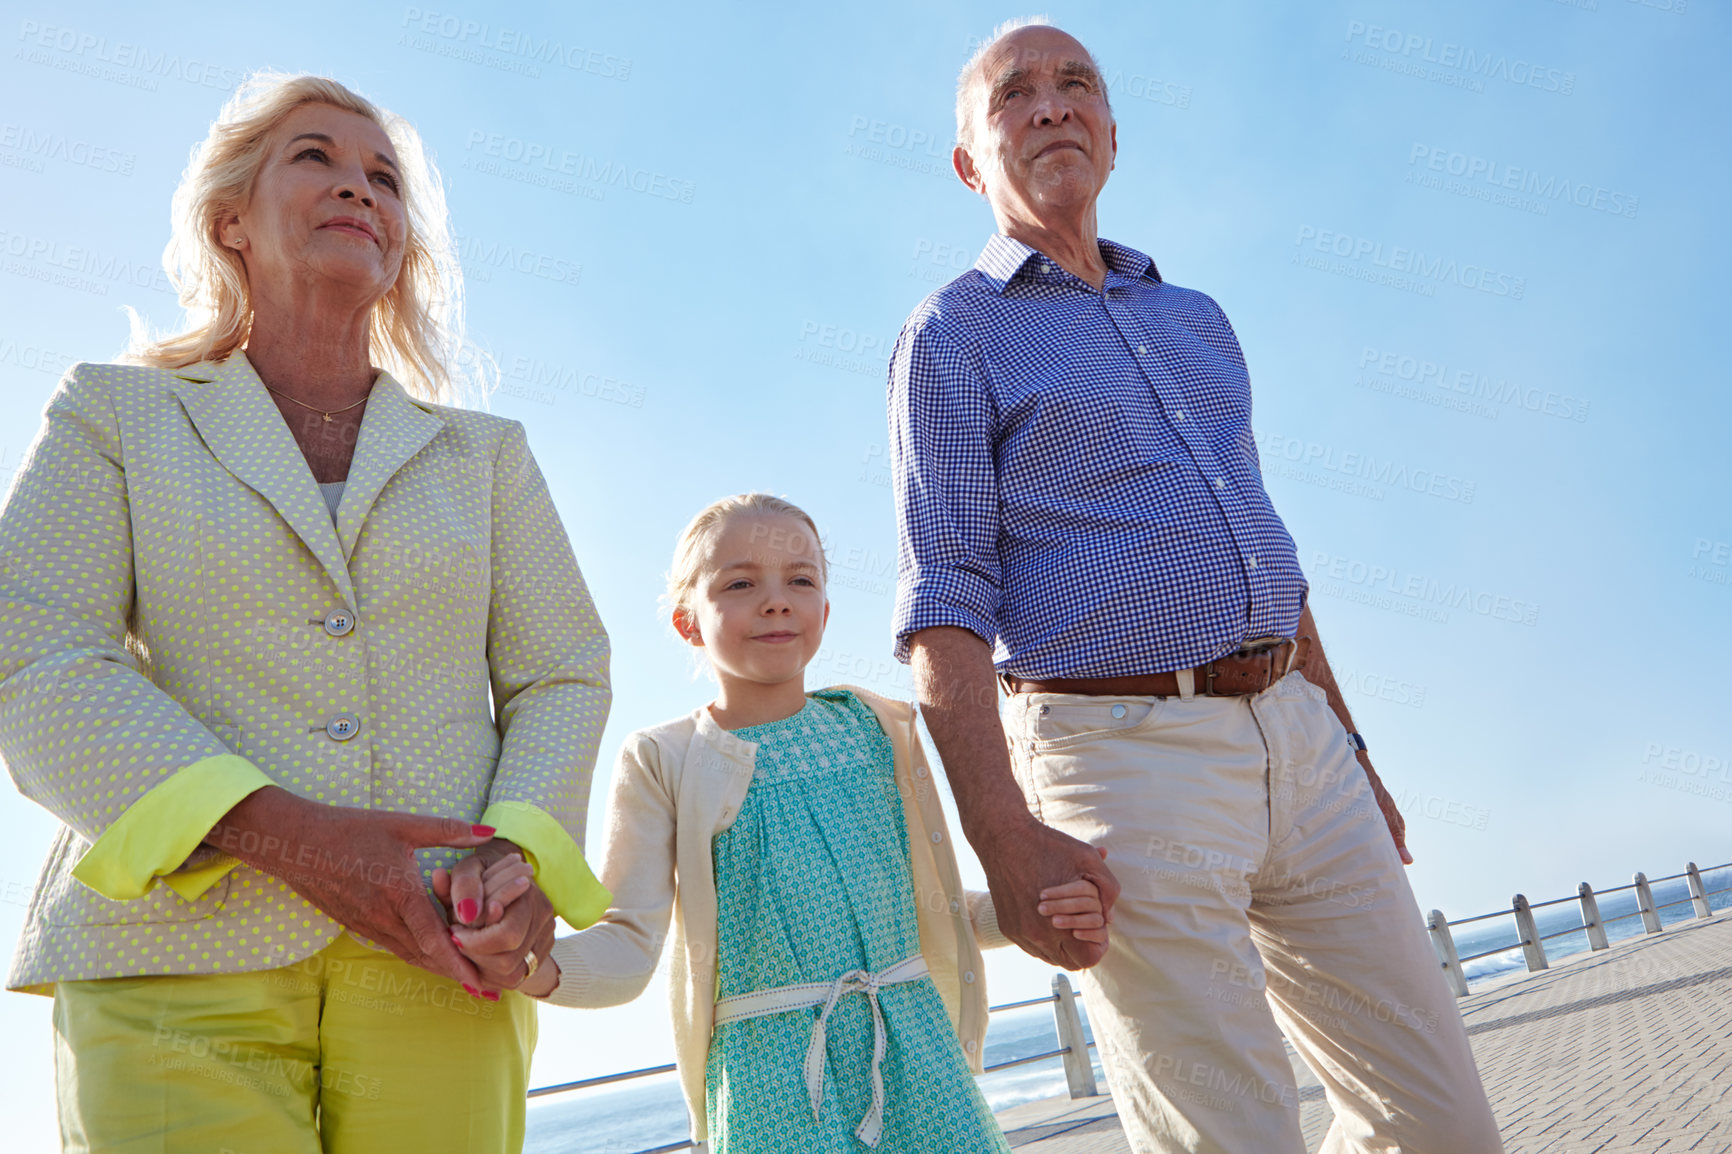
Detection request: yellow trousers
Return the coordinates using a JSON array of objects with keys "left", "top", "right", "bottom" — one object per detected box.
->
[{"left": 52, "top": 933, "right": 537, "bottom": 1154}]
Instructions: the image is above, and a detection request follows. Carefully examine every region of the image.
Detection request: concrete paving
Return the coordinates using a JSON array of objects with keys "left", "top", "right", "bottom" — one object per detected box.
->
[{"left": 995, "top": 910, "right": 1732, "bottom": 1153}]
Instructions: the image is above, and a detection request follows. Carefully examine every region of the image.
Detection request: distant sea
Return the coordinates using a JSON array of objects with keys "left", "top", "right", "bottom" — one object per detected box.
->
[
  {"left": 1447, "top": 864, "right": 1732, "bottom": 986},
  {"left": 527, "top": 865, "right": 1732, "bottom": 1154}
]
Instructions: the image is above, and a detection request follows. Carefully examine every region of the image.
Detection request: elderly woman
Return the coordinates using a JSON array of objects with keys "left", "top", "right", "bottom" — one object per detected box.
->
[{"left": 0, "top": 73, "right": 609, "bottom": 1152}]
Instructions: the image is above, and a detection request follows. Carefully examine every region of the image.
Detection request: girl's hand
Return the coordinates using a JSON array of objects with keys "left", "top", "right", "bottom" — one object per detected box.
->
[
  {"left": 438, "top": 848, "right": 558, "bottom": 994},
  {"left": 1038, "top": 879, "right": 1107, "bottom": 944},
  {"left": 433, "top": 850, "right": 536, "bottom": 931},
  {"left": 432, "top": 849, "right": 542, "bottom": 998},
  {"left": 444, "top": 854, "right": 561, "bottom": 999},
  {"left": 1038, "top": 848, "right": 1112, "bottom": 946}
]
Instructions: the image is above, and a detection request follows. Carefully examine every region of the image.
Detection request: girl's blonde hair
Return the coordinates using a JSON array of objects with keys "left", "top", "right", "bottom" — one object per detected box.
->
[
  {"left": 128, "top": 72, "right": 472, "bottom": 405},
  {"left": 666, "top": 494, "right": 829, "bottom": 619}
]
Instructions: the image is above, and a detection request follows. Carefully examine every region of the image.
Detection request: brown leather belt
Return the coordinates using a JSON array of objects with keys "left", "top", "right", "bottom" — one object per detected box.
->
[{"left": 1001, "top": 637, "right": 1313, "bottom": 699}]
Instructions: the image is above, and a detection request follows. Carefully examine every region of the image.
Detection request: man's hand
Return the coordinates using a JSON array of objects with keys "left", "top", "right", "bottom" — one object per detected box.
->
[
  {"left": 1357, "top": 756, "right": 1412, "bottom": 865},
  {"left": 1039, "top": 851, "right": 1111, "bottom": 944},
  {"left": 979, "top": 816, "right": 1118, "bottom": 968},
  {"left": 207, "top": 786, "right": 495, "bottom": 992},
  {"left": 910, "top": 626, "right": 1120, "bottom": 969},
  {"left": 1294, "top": 604, "right": 1413, "bottom": 864}
]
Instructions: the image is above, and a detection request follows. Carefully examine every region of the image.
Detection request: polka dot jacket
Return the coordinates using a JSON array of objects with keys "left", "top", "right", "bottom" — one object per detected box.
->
[{"left": 0, "top": 354, "right": 611, "bottom": 992}]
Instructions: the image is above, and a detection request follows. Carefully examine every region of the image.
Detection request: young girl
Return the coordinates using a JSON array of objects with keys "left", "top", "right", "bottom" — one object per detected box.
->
[{"left": 473, "top": 494, "right": 1104, "bottom": 1153}]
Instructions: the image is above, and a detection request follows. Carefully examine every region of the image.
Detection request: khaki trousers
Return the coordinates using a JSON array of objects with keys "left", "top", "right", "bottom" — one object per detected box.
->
[{"left": 1004, "top": 672, "right": 1503, "bottom": 1154}]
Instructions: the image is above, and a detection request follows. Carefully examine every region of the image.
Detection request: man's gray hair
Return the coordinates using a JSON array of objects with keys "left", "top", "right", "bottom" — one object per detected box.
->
[{"left": 954, "top": 16, "right": 1110, "bottom": 151}]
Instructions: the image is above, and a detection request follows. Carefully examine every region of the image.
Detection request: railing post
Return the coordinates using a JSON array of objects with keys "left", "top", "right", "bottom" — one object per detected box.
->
[
  {"left": 1578, "top": 882, "right": 1610, "bottom": 951},
  {"left": 1051, "top": 973, "right": 1097, "bottom": 1099},
  {"left": 1634, "top": 872, "right": 1663, "bottom": 934},
  {"left": 1512, "top": 894, "right": 1549, "bottom": 972},
  {"left": 1687, "top": 862, "right": 1712, "bottom": 919},
  {"left": 1427, "top": 909, "right": 1470, "bottom": 997}
]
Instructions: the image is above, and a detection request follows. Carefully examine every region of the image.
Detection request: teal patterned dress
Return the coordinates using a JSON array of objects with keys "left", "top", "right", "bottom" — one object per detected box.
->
[{"left": 704, "top": 690, "right": 1010, "bottom": 1154}]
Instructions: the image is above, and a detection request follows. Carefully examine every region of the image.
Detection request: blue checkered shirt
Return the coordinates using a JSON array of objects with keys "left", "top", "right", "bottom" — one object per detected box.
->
[{"left": 888, "top": 235, "right": 1307, "bottom": 678}]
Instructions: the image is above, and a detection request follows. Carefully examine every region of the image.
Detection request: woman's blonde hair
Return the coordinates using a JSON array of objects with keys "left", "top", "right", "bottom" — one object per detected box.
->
[
  {"left": 128, "top": 72, "right": 471, "bottom": 404},
  {"left": 666, "top": 494, "right": 829, "bottom": 620}
]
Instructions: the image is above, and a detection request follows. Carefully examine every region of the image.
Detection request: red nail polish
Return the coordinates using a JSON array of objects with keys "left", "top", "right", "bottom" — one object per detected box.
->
[
  {"left": 456, "top": 899, "right": 479, "bottom": 923},
  {"left": 462, "top": 984, "right": 479, "bottom": 997},
  {"left": 482, "top": 990, "right": 499, "bottom": 1002},
  {"left": 472, "top": 824, "right": 496, "bottom": 838}
]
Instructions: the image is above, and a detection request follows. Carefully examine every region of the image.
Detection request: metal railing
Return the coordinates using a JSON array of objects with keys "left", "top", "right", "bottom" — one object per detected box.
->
[
  {"left": 528, "top": 972, "right": 1098, "bottom": 1154},
  {"left": 1426, "top": 859, "right": 1732, "bottom": 997}
]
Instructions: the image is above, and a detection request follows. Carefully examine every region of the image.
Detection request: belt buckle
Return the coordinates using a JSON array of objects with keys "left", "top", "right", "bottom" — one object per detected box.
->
[{"left": 1236, "top": 636, "right": 1297, "bottom": 691}]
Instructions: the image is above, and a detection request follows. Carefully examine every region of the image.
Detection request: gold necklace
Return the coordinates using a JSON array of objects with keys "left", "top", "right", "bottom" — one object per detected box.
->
[{"left": 263, "top": 382, "right": 370, "bottom": 423}]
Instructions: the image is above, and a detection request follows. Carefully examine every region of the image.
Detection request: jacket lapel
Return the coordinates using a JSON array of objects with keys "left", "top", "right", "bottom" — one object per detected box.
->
[
  {"left": 167, "top": 355, "right": 356, "bottom": 609},
  {"left": 166, "top": 356, "right": 448, "bottom": 611},
  {"left": 335, "top": 371, "right": 444, "bottom": 559}
]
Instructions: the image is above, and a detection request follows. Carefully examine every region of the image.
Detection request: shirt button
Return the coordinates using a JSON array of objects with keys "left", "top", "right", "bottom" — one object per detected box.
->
[
  {"left": 950, "top": 898, "right": 962, "bottom": 913},
  {"left": 930, "top": 832, "right": 943, "bottom": 844},
  {"left": 1137, "top": 345, "right": 1147, "bottom": 355},
  {"left": 964, "top": 970, "right": 977, "bottom": 984},
  {"left": 1042, "top": 263, "right": 1054, "bottom": 273},
  {"left": 915, "top": 765, "right": 929, "bottom": 779},
  {"left": 1111, "top": 704, "right": 1127, "bottom": 720},
  {"left": 1214, "top": 478, "right": 1226, "bottom": 489},
  {"left": 1247, "top": 557, "right": 1260, "bottom": 570},
  {"left": 964, "top": 1039, "right": 978, "bottom": 1054},
  {"left": 325, "top": 715, "right": 360, "bottom": 742},
  {"left": 322, "top": 610, "right": 355, "bottom": 637},
  {"left": 1174, "top": 411, "right": 1187, "bottom": 422}
]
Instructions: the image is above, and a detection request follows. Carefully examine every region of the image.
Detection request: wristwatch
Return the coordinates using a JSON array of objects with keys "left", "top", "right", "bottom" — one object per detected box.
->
[{"left": 1345, "top": 732, "right": 1368, "bottom": 753}]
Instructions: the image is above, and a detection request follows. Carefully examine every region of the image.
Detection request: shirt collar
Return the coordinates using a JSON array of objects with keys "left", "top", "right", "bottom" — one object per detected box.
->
[{"left": 973, "top": 233, "right": 1162, "bottom": 295}]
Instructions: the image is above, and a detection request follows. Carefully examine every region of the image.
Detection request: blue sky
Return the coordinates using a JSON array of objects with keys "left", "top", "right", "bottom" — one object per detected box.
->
[{"left": 0, "top": 0, "right": 1727, "bottom": 1143}]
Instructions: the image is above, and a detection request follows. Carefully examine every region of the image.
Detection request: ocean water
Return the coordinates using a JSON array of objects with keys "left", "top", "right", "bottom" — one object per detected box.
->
[
  {"left": 526, "top": 867, "right": 1732, "bottom": 1153},
  {"left": 1447, "top": 866, "right": 1732, "bottom": 987}
]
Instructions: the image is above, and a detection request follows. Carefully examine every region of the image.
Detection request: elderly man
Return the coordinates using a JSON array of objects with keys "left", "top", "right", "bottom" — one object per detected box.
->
[{"left": 888, "top": 19, "right": 1504, "bottom": 1154}]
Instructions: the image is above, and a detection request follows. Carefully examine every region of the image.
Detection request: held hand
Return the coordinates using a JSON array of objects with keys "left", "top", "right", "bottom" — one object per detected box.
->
[
  {"left": 1358, "top": 755, "right": 1412, "bottom": 865},
  {"left": 449, "top": 866, "right": 558, "bottom": 993},
  {"left": 207, "top": 786, "right": 495, "bottom": 992},
  {"left": 469, "top": 855, "right": 560, "bottom": 998},
  {"left": 434, "top": 852, "right": 542, "bottom": 998},
  {"left": 434, "top": 844, "right": 537, "bottom": 930},
  {"left": 1038, "top": 848, "right": 1111, "bottom": 945},
  {"left": 982, "top": 819, "right": 1119, "bottom": 970}
]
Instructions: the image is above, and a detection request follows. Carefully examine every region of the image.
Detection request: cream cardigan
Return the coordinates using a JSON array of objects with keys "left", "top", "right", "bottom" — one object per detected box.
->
[{"left": 543, "top": 685, "right": 1008, "bottom": 1147}]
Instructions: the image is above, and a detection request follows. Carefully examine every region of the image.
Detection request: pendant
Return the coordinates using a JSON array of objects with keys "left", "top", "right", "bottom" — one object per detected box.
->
[{"left": 321, "top": 413, "right": 333, "bottom": 423}]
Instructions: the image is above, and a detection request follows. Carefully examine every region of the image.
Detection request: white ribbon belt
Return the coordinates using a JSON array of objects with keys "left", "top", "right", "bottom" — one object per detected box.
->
[{"left": 711, "top": 954, "right": 930, "bottom": 1148}]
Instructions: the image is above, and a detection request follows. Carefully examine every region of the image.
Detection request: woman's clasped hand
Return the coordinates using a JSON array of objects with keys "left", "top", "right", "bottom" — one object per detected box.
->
[{"left": 434, "top": 847, "right": 563, "bottom": 998}]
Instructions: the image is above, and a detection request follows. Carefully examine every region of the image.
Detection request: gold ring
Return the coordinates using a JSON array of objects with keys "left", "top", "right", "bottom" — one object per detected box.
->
[{"left": 523, "top": 949, "right": 539, "bottom": 979}]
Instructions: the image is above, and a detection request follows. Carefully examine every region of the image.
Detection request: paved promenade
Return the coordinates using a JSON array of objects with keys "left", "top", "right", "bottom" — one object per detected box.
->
[{"left": 995, "top": 910, "right": 1732, "bottom": 1153}]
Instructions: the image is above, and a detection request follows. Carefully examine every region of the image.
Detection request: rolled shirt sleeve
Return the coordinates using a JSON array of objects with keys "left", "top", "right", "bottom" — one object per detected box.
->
[
  {"left": 483, "top": 421, "right": 613, "bottom": 929},
  {"left": 0, "top": 366, "right": 274, "bottom": 903},
  {"left": 887, "top": 318, "right": 1004, "bottom": 663}
]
